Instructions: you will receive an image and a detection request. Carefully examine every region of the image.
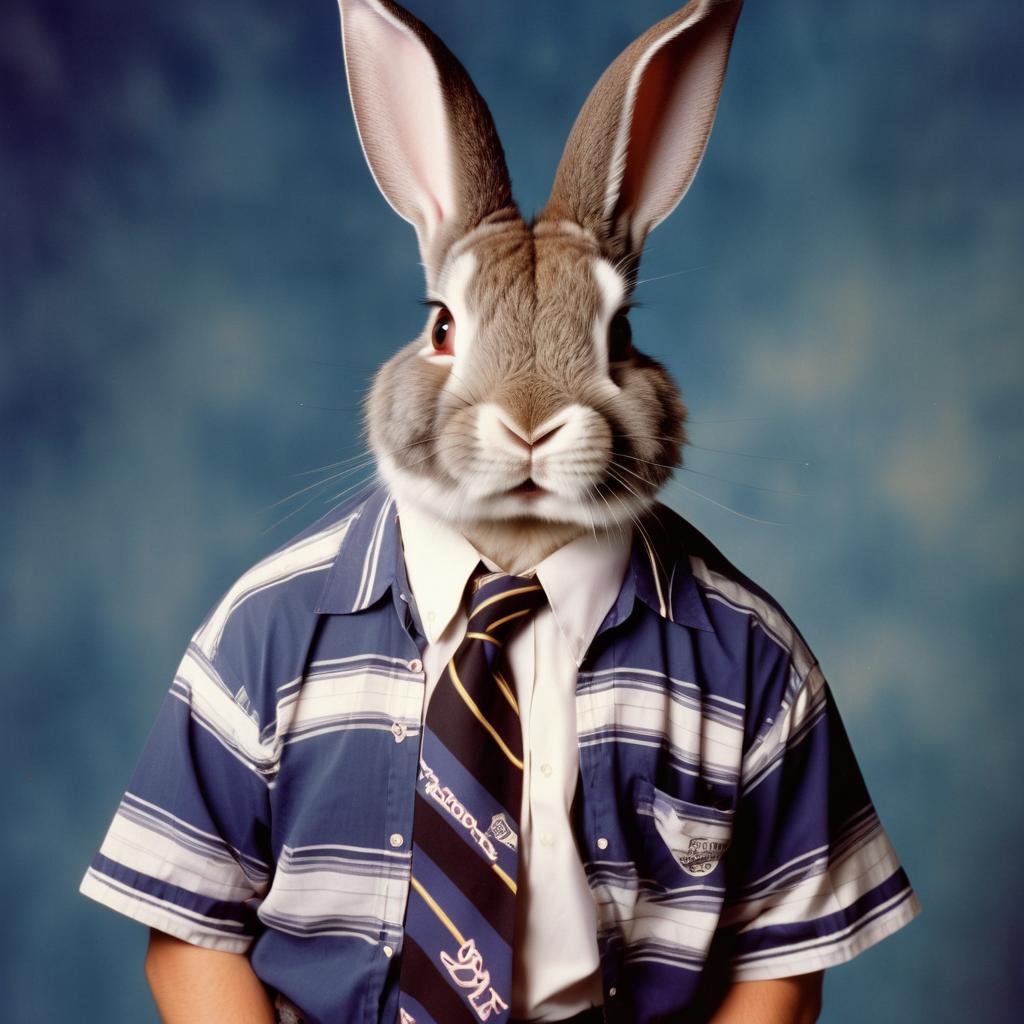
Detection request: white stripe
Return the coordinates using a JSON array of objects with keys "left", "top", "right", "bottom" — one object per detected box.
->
[
  {"left": 736, "top": 842, "right": 832, "bottom": 897},
  {"left": 728, "top": 887, "right": 922, "bottom": 981},
  {"left": 355, "top": 496, "right": 394, "bottom": 610},
  {"left": 576, "top": 680, "right": 744, "bottom": 776},
  {"left": 690, "top": 555, "right": 815, "bottom": 679},
  {"left": 176, "top": 646, "right": 277, "bottom": 768},
  {"left": 580, "top": 666, "right": 747, "bottom": 710},
  {"left": 624, "top": 951, "right": 704, "bottom": 971},
  {"left": 741, "top": 663, "right": 826, "bottom": 791},
  {"left": 271, "top": 664, "right": 424, "bottom": 748},
  {"left": 600, "top": 884, "right": 720, "bottom": 953},
  {"left": 283, "top": 841, "right": 411, "bottom": 859},
  {"left": 96, "top": 807, "right": 263, "bottom": 903},
  {"left": 720, "top": 827, "right": 901, "bottom": 932},
  {"left": 79, "top": 869, "right": 254, "bottom": 953},
  {"left": 124, "top": 790, "right": 269, "bottom": 872},
  {"left": 255, "top": 914, "right": 385, "bottom": 944},
  {"left": 281, "top": 720, "right": 419, "bottom": 746},
  {"left": 641, "top": 532, "right": 669, "bottom": 618},
  {"left": 172, "top": 690, "right": 276, "bottom": 783},
  {"left": 309, "top": 652, "right": 419, "bottom": 671},
  {"left": 195, "top": 514, "right": 355, "bottom": 659},
  {"left": 258, "top": 848, "right": 411, "bottom": 930}
]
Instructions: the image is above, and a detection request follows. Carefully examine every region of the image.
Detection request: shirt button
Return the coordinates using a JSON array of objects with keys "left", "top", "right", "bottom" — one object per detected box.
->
[
  {"left": 540, "top": 762, "right": 553, "bottom": 777},
  {"left": 597, "top": 837, "right": 609, "bottom": 851},
  {"left": 408, "top": 658, "right": 423, "bottom": 673},
  {"left": 383, "top": 945, "right": 394, "bottom": 958},
  {"left": 391, "top": 722, "right": 407, "bottom": 742},
  {"left": 389, "top": 833, "right": 404, "bottom": 848},
  {"left": 609, "top": 986, "right": 617, "bottom": 997},
  {"left": 539, "top": 832, "right": 554, "bottom": 847}
]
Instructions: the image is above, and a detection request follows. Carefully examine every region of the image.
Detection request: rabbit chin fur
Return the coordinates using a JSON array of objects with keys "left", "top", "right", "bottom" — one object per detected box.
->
[{"left": 338, "top": 0, "right": 744, "bottom": 573}]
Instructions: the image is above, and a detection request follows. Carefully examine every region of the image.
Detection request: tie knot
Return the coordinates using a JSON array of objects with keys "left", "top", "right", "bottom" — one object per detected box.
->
[{"left": 466, "top": 569, "right": 547, "bottom": 642}]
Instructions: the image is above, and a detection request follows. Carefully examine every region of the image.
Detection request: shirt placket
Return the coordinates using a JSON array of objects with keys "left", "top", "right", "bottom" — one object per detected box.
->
[
  {"left": 369, "top": 588, "right": 429, "bottom": 1024},
  {"left": 574, "top": 604, "right": 635, "bottom": 1022}
]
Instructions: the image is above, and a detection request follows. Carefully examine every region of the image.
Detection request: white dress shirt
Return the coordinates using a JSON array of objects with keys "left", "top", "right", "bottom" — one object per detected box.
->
[{"left": 394, "top": 496, "right": 632, "bottom": 1020}]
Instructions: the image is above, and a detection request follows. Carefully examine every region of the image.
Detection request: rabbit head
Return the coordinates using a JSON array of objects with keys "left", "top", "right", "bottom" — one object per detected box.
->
[{"left": 337, "top": 0, "right": 743, "bottom": 569}]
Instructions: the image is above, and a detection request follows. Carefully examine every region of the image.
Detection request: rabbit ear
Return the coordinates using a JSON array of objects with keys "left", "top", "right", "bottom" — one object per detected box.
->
[
  {"left": 337, "top": 0, "right": 514, "bottom": 277},
  {"left": 542, "top": 0, "right": 743, "bottom": 265}
]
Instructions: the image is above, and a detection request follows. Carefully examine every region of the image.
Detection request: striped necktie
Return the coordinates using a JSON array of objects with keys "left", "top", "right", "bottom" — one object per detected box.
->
[{"left": 397, "top": 569, "right": 547, "bottom": 1024}]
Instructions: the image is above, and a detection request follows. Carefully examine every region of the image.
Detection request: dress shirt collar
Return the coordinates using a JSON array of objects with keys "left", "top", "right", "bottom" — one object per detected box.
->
[
  {"left": 315, "top": 484, "right": 713, "bottom": 635},
  {"left": 394, "top": 495, "right": 632, "bottom": 666}
]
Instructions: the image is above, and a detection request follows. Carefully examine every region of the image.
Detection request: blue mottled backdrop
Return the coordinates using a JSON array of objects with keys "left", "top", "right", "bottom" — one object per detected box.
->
[{"left": 3, "top": 0, "right": 1021, "bottom": 1020}]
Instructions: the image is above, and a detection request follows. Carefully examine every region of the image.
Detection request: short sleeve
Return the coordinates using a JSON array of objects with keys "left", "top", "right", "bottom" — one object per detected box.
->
[
  {"left": 78, "top": 637, "right": 275, "bottom": 953},
  {"left": 717, "top": 661, "right": 922, "bottom": 980}
]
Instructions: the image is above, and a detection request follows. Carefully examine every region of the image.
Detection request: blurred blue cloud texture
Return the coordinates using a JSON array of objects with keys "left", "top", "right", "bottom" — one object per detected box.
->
[{"left": 2, "top": 1, "right": 1021, "bottom": 1020}]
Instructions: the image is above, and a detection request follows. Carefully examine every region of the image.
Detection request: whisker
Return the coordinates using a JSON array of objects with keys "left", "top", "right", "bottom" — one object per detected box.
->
[
  {"left": 282, "top": 437, "right": 444, "bottom": 494},
  {"left": 262, "top": 462, "right": 374, "bottom": 514},
  {"left": 623, "top": 432, "right": 810, "bottom": 466},
  {"left": 319, "top": 474, "right": 383, "bottom": 510},
  {"left": 679, "top": 465, "right": 805, "bottom": 497},
  {"left": 686, "top": 442, "right": 811, "bottom": 466},
  {"left": 289, "top": 450, "right": 373, "bottom": 478},
  {"left": 634, "top": 264, "right": 712, "bottom": 286},
  {"left": 443, "top": 367, "right": 483, "bottom": 411},
  {"left": 614, "top": 451, "right": 806, "bottom": 496},
  {"left": 262, "top": 471, "right": 375, "bottom": 536},
  {"left": 664, "top": 479, "right": 789, "bottom": 526},
  {"left": 686, "top": 416, "right": 784, "bottom": 425},
  {"left": 604, "top": 468, "right": 668, "bottom": 576}
]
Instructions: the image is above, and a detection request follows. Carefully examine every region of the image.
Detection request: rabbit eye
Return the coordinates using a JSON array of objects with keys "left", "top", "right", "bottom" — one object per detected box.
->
[
  {"left": 608, "top": 312, "right": 633, "bottom": 363},
  {"left": 431, "top": 307, "right": 455, "bottom": 354}
]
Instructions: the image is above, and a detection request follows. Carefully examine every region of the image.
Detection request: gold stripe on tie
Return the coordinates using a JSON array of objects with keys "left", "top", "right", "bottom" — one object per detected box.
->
[
  {"left": 491, "top": 862, "right": 517, "bottom": 894},
  {"left": 410, "top": 876, "right": 465, "bottom": 946},
  {"left": 468, "top": 585, "right": 543, "bottom": 622},
  {"left": 465, "top": 631, "right": 502, "bottom": 647},
  {"left": 486, "top": 607, "right": 532, "bottom": 632},
  {"left": 447, "top": 657, "right": 524, "bottom": 769},
  {"left": 492, "top": 670, "right": 519, "bottom": 715}
]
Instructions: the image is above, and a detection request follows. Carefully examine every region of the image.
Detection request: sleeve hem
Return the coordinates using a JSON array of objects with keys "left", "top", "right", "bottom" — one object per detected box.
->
[
  {"left": 728, "top": 889, "right": 922, "bottom": 982},
  {"left": 79, "top": 869, "right": 255, "bottom": 955}
]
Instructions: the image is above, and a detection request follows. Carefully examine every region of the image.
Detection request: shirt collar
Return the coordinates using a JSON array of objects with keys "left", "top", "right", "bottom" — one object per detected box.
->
[
  {"left": 392, "top": 495, "right": 482, "bottom": 646},
  {"left": 314, "top": 485, "right": 712, "bottom": 636},
  {"left": 314, "top": 485, "right": 408, "bottom": 614},
  {"left": 623, "top": 507, "right": 714, "bottom": 633},
  {"left": 532, "top": 530, "right": 632, "bottom": 665},
  {"left": 395, "top": 495, "right": 634, "bottom": 666}
]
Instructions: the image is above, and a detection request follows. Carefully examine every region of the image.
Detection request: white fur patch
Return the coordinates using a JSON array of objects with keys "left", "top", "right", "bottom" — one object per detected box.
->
[
  {"left": 591, "top": 257, "right": 628, "bottom": 384},
  {"left": 419, "top": 250, "right": 478, "bottom": 376}
]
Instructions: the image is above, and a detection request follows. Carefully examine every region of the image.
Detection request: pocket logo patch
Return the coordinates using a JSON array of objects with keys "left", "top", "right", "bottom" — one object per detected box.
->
[{"left": 674, "top": 835, "right": 729, "bottom": 876}]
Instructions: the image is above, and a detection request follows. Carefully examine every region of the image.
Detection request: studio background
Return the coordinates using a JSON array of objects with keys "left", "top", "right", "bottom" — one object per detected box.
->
[{"left": 3, "top": 0, "right": 1021, "bottom": 1020}]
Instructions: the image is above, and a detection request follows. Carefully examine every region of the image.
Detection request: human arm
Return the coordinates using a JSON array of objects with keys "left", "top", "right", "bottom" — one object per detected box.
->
[
  {"left": 145, "top": 929, "right": 276, "bottom": 1024},
  {"left": 705, "top": 972, "right": 823, "bottom": 1024}
]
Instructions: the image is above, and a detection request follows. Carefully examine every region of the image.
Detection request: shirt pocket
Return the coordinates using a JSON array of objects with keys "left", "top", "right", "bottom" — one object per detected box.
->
[{"left": 635, "top": 778, "right": 735, "bottom": 882}]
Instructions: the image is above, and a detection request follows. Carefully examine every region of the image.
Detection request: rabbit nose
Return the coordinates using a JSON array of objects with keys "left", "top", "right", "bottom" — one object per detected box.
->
[
  {"left": 497, "top": 418, "right": 532, "bottom": 452},
  {"left": 494, "top": 408, "right": 568, "bottom": 451},
  {"left": 529, "top": 412, "right": 570, "bottom": 449}
]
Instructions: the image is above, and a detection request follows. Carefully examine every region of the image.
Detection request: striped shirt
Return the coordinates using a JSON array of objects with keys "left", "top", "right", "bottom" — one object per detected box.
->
[{"left": 79, "top": 484, "right": 922, "bottom": 1023}]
